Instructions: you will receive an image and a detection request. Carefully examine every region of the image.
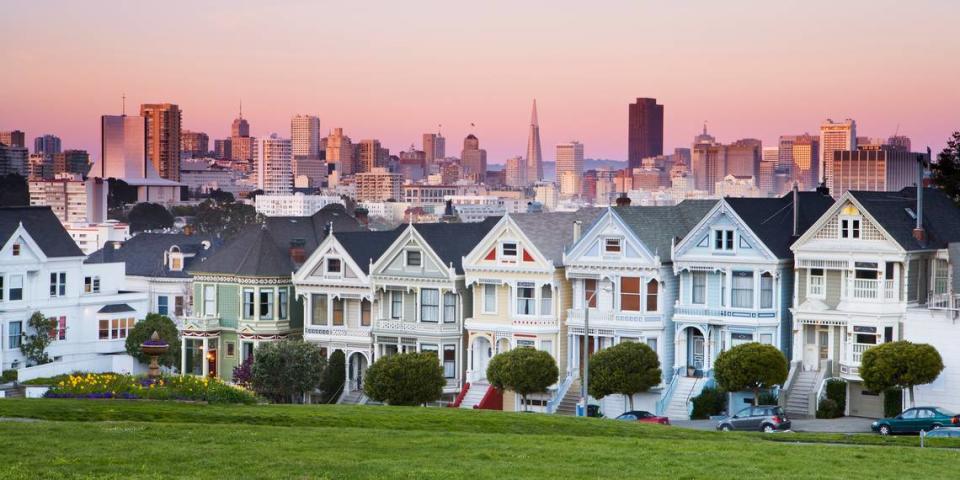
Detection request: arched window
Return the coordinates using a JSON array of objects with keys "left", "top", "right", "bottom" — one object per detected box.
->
[
  {"left": 760, "top": 273, "right": 774, "bottom": 308},
  {"left": 646, "top": 280, "right": 659, "bottom": 312}
]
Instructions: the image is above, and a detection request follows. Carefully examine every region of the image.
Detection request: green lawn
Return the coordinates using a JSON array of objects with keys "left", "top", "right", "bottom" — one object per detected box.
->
[{"left": 0, "top": 400, "right": 958, "bottom": 479}]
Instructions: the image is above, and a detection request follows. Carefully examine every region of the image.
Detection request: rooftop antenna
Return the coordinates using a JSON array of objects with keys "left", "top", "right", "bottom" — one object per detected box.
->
[
  {"left": 438, "top": 123, "right": 442, "bottom": 135},
  {"left": 121, "top": 93, "right": 126, "bottom": 116},
  {"left": 239, "top": 99, "right": 243, "bottom": 119}
]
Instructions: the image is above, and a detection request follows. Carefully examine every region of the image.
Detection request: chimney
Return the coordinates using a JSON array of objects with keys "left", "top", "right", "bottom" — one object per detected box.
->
[
  {"left": 792, "top": 182, "right": 799, "bottom": 238},
  {"left": 913, "top": 152, "right": 927, "bottom": 242},
  {"left": 573, "top": 220, "right": 583, "bottom": 243},
  {"left": 183, "top": 224, "right": 193, "bottom": 236},
  {"left": 615, "top": 193, "right": 631, "bottom": 207},
  {"left": 289, "top": 239, "right": 307, "bottom": 264},
  {"left": 354, "top": 207, "right": 369, "bottom": 227}
]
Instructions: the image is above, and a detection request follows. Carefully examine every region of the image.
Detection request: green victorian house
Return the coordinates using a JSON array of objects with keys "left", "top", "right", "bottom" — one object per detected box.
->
[{"left": 181, "top": 207, "right": 364, "bottom": 379}]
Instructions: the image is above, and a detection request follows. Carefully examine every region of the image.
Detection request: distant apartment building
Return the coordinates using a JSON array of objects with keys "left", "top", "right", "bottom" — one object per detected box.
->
[
  {"left": 759, "top": 147, "right": 779, "bottom": 195},
  {"left": 820, "top": 118, "right": 856, "bottom": 192},
  {"left": 230, "top": 113, "right": 252, "bottom": 163},
  {"left": 326, "top": 128, "right": 354, "bottom": 177},
  {"left": 29, "top": 175, "right": 108, "bottom": 224},
  {"left": 358, "top": 139, "right": 385, "bottom": 173},
  {"left": 830, "top": 145, "right": 922, "bottom": 199},
  {"left": 533, "top": 182, "right": 558, "bottom": 211},
  {"left": 255, "top": 193, "right": 344, "bottom": 217},
  {"left": 505, "top": 156, "right": 528, "bottom": 188},
  {"left": 214, "top": 138, "right": 232, "bottom": 160},
  {"left": 254, "top": 135, "right": 293, "bottom": 194},
  {"left": 726, "top": 138, "right": 762, "bottom": 179},
  {"left": 0, "top": 130, "right": 26, "bottom": 148},
  {"left": 180, "top": 130, "right": 209, "bottom": 158},
  {"left": 140, "top": 103, "right": 182, "bottom": 181},
  {"left": 33, "top": 134, "right": 61, "bottom": 156},
  {"left": 692, "top": 141, "right": 725, "bottom": 194},
  {"left": 179, "top": 158, "right": 241, "bottom": 197},
  {"left": 292, "top": 155, "right": 326, "bottom": 188},
  {"left": 96, "top": 114, "right": 181, "bottom": 203},
  {"left": 556, "top": 141, "right": 584, "bottom": 196},
  {"left": 355, "top": 167, "right": 402, "bottom": 202},
  {"left": 714, "top": 175, "right": 763, "bottom": 197},
  {"left": 54, "top": 150, "right": 90, "bottom": 177},
  {"left": 0, "top": 143, "right": 28, "bottom": 176},
  {"left": 792, "top": 134, "right": 820, "bottom": 190},
  {"left": 403, "top": 184, "right": 461, "bottom": 206},
  {"left": 291, "top": 115, "right": 321, "bottom": 157}
]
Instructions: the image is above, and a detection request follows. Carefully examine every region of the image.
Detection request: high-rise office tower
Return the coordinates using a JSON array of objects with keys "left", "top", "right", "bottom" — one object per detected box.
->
[
  {"left": 887, "top": 135, "right": 912, "bottom": 152},
  {"left": 214, "top": 139, "right": 232, "bottom": 160},
  {"left": 759, "top": 147, "right": 779, "bottom": 195},
  {"left": 99, "top": 115, "right": 148, "bottom": 179},
  {"left": 792, "top": 134, "right": 820, "bottom": 190},
  {"left": 232, "top": 110, "right": 250, "bottom": 138},
  {"left": 820, "top": 118, "right": 856, "bottom": 192},
  {"left": 180, "top": 130, "right": 209, "bottom": 158},
  {"left": 461, "top": 133, "right": 487, "bottom": 180},
  {"left": 230, "top": 104, "right": 253, "bottom": 163},
  {"left": 556, "top": 141, "right": 584, "bottom": 196},
  {"left": 691, "top": 125, "right": 723, "bottom": 193},
  {"left": 358, "top": 139, "right": 384, "bottom": 173},
  {"left": 526, "top": 99, "right": 543, "bottom": 181},
  {"left": 628, "top": 98, "right": 664, "bottom": 169},
  {"left": 726, "top": 138, "right": 762, "bottom": 179},
  {"left": 504, "top": 156, "right": 527, "bottom": 188},
  {"left": 325, "top": 128, "right": 354, "bottom": 177},
  {"left": 423, "top": 132, "right": 446, "bottom": 164},
  {"left": 140, "top": 103, "right": 182, "bottom": 181},
  {"left": 777, "top": 135, "right": 798, "bottom": 174},
  {"left": 254, "top": 134, "right": 293, "bottom": 194},
  {"left": 0, "top": 130, "right": 26, "bottom": 148},
  {"left": 831, "top": 145, "right": 921, "bottom": 199},
  {"left": 0, "top": 143, "right": 28, "bottom": 176},
  {"left": 33, "top": 134, "right": 61, "bottom": 156},
  {"left": 54, "top": 150, "right": 90, "bottom": 177},
  {"left": 291, "top": 115, "right": 321, "bottom": 157}
]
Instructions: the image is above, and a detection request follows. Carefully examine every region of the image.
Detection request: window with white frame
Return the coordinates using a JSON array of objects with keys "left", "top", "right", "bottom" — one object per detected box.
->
[
  {"left": 604, "top": 238, "right": 622, "bottom": 254},
  {"left": 540, "top": 339, "right": 553, "bottom": 356},
  {"left": 278, "top": 288, "right": 288, "bottom": 320},
  {"left": 12, "top": 243, "right": 21, "bottom": 256},
  {"left": 714, "top": 230, "right": 734, "bottom": 251},
  {"left": 0, "top": 276, "right": 3, "bottom": 301},
  {"left": 482, "top": 284, "right": 496, "bottom": 314},
  {"left": 361, "top": 299, "right": 371, "bottom": 326},
  {"left": 500, "top": 242, "right": 518, "bottom": 261},
  {"left": 646, "top": 280, "right": 658, "bottom": 312},
  {"left": 169, "top": 253, "right": 183, "bottom": 271},
  {"left": 406, "top": 250, "right": 422, "bottom": 267},
  {"left": 516, "top": 285, "right": 536, "bottom": 315},
  {"left": 443, "top": 345, "right": 456, "bottom": 378},
  {"left": 443, "top": 292, "right": 456, "bottom": 323},
  {"left": 420, "top": 289, "right": 440, "bottom": 322},
  {"left": 730, "top": 332, "right": 753, "bottom": 347},
  {"left": 332, "top": 297, "right": 344, "bottom": 326},
  {"left": 720, "top": 271, "right": 727, "bottom": 307},
  {"left": 390, "top": 291, "right": 402, "bottom": 319},
  {"left": 620, "top": 277, "right": 641, "bottom": 312},
  {"left": 9, "top": 275, "right": 23, "bottom": 301},
  {"left": 583, "top": 279, "right": 598, "bottom": 308},
  {"left": 840, "top": 217, "right": 861, "bottom": 239},
  {"left": 157, "top": 295, "right": 169, "bottom": 315},
  {"left": 691, "top": 271, "right": 706, "bottom": 304},
  {"left": 243, "top": 289, "right": 255, "bottom": 319},
  {"left": 808, "top": 268, "right": 825, "bottom": 297},
  {"left": 646, "top": 337, "right": 657, "bottom": 353},
  {"left": 326, "top": 258, "right": 342, "bottom": 274},
  {"left": 760, "top": 333, "right": 774, "bottom": 345},
  {"left": 203, "top": 285, "right": 216, "bottom": 315},
  {"left": 311, "top": 294, "right": 327, "bottom": 325},
  {"left": 49, "top": 272, "right": 66, "bottom": 297},
  {"left": 99, "top": 317, "right": 134, "bottom": 340},
  {"left": 540, "top": 285, "right": 552, "bottom": 316},
  {"left": 84, "top": 276, "right": 100, "bottom": 294},
  {"left": 760, "top": 273, "right": 774, "bottom": 308},
  {"left": 8, "top": 320, "right": 21, "bottom": 349},
  {"left": 49, "top": 316, "right": 66, "bottom": 340},
  {"left": 259, "top": 289, "right": 274, "bottom": 320},
  {"left": 731, "top": 271, "right": 754, "bottom": 308}
]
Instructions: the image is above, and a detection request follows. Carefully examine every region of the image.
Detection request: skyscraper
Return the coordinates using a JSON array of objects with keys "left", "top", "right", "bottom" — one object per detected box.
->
[
  {"left": 358, "top": 139, "right": 383, "bottom": 173},
  {"left": 820, "top": 118, "right": 856, "bottom": 191},
  {"left": 628, "top": 98, "right": 664, "bottom": 169},
  {"left": 792, "top": 134, "right": 820, "bottom": 190},
  {"left": 556, "top": 141, "right": 584, "bottom": 196},
  {"left": 326, "top": 128, "right": 354, "bottom": 177},
  {"left": 423, "top": 131, "right": 445, "bottom": 164},
  {"left": 254, "top": 134, "right": 293, "bottom": 194},
  {"left": 230, "top": 104, "right": 253, "bottom": 163},
  {"left": 461, "top": 133, "right": 487, "bottom": 181},
  {"left": 140, "top": 103, "right": 182, "bottom": 181},
  {"left": 180, "top": 131, "right": 209, "bottom": 158},
  {"left": 33, "top": 134, "right": 61, "bottom": 156},
  {"left": 726, "top": 138, "right": 762, "bottom": 178},
  {"left": 99, "top": 115, "right": 147, "bottom": 179},
  {"left": 504, "top": 156, "right": 527, "bottom": 187},
  {"left": 0, "top": 130, "right": 26, "bottom": 148},
  {"left": 291, "top": 115, "right": 321, "bottom": 157},
  {"left": 526, "top": 99, "right": 543, "bottom": 181},
  {"left": 831, "top": 145, "right": 921, "bottom": 199},
  {"left": 691, "top": 125, "right": 723, "bottom": 194}
]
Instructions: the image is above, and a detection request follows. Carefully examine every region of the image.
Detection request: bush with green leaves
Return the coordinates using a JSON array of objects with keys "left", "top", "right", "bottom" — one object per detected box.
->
[
  {"left": 250, "top": 340, "right": 326, "bottom": 403},
  {"left": 690, "top": 386, "right": 727, "bottom": 419},
  {"left": 21, "top": 312, "right": 57, "bottom": 366},
  {"left": 364, "top": 352, "right": 445, "bottom": 406},
  {"left": 125, "top": 313, "right": 181, "bottom": 368},
  {"left": 825, "top": 378, "right": 847, "bottom": 414},
  {"left": 713, "top": 343, "right": 788, "bottom": 406},
  {"left": 1, "top": 369, "right": 17, "bottom": 383},
  {"left": 816, "top": 398, "right": 842, "bottom": 419},
  {"left": 318, "top": 350, "right": 346, "bottom": 403},
  {"left": 588, "top": 342, "right": 661, "bottom": 410},
  {"left": 487, "top": 348, "right": 559, "bottom": 411},
  {"left": 884, "top": 388, "right": 904, "bottom": 417},
  {"left": 860, "top": 341, "right": 943, "bottom": 408},
  {"left": 757, "top": 390, "right": 779, "bottom": 406}
]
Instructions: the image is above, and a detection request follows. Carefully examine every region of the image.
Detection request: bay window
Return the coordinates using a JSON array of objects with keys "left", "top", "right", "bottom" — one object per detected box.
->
[
  {"left": 361, "top": 299, "right": 371, "bottom": 326},
  {"left": 311, "top": 294, "right": 327, "bottom": 325},
  {"left": 620, "top": 277, "right": 641, "bottom": 312},
  {"left": 443, "top": 292, "right": 456, "bottom": 323},
  {"left": 278, "top": 288, "right": 289, "bottom": 320},
  {"left": 517, "top": 285, "right": 535, "bottom": 315},
  {"left": 390, "top": 291, "right": 402, "bottom": 319},
  {"left": 443, "top": 345, "right": 456, "bottom": 379},
  {"left": 420, "top": 289, "right": 440, "bottom": 322},
  {"left": 332, "top": 297, "right": 344, "bottom": 326},
  {"left": 243, "top": 289, "right": 255, "bottom": 319},
  {"left": 646, "top": 280, "right": 658, "bottom": 312},
  {"left": 760, "top": 273, "right": 774, "bottom": 308},
  {"left": 691, "top": 272, "right": 706, "bottom": 305},
  {"left": 482, "top": 284, "right": 496, "bottom": 313},
  {"left": 732, "top": 271, "right": 754, "bottom": 308},
  {"left": 203, "top": 285, "right": 216, "bottom": 315},
  {"left": 259, "top": 289, "right": 274, "bottom": 320},
  {"left": 584, "top": 279, "right": 597, "bottom": 308},
  {"left": 540, "top": 285, "right": 552, "bottom": 316}
]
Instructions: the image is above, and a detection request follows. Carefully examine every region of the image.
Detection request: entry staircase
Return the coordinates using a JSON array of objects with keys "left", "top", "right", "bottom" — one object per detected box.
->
[
  {"left": 663, "top": 376, "right": 707, "bottom": 420},
  {"left": 554, "top": 379, "right": 581, "bottom": 416},
  {"left": 460, "top": 382, "right": 488, "bottom": 409},
  {"left": 337, "top": 388, "right": 367, "bottom": 405},
  {"left": 784, "top": 370, "right": 818, "bottom": 417}
]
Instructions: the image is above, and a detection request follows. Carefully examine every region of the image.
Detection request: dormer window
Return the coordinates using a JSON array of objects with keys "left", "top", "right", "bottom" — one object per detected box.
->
[
  {"left": 12, "top": 243, "right": 20, "bottom": 256},
  {"left": 326, "top": 258, "right": 342, "bottom": 274},
  {"left": 84, "top": 276, "right": 100, "bottom": 294},
  {"left": 604, "top": 238, "right": 622, "bottom": 254},
  {"left": 840, "top": 218, "right": 861, "bottom": 239},
  {"left": 714, "top": 230, "right": 734, "bottom": 251},
  {"left": 168, "top": 246, "right": 183, "bottom": 271},
  {"left": 500, "top": 242, "right": 518, "bottom": 261},
  {"left": 406, "top": 250, "right": 422, "bottom": 267}
]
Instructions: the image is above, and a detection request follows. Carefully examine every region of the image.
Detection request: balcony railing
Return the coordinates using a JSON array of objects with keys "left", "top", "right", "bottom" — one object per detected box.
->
[
  {"left": 929, "top": 293, "right": 960, "bottom": 311},
  {"left": 304, "top": 325, "right": 372, "bottom": 338},
  {"left": 673, "top": 304, "right": 777, "bottom": 320},
  {"left": 512, "top": 316, "right": 558, "bottom": 328},
  {"left": 179, "top": 314, "right": 221, "bottom": 331},
  {"left": 566, "top": 309, "right": 662, "bottom": 325},
  {"left": 374, "top": 319, "right": 461, "bottom": 335},
  {"left": 848, "top": 279, "right": 897, "bottom": 301},
  {"left": 850, "top": 343, "right": 872, "bottom": 364}
]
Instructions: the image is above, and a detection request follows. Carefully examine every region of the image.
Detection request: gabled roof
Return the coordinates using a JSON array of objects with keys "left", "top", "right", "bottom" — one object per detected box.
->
[
  {"left": 725, "top": 192, "right": 834, "bottom": 258},
  {"left": 190, "top": 208, "right": 364, "bottom": 277},
  {"left": 85, "top": 233, "right": 222, "bottom": 278},
  {"left": 406, "top": 217, "right": 500, "bottom": 274},
  {"left": 849, "top": 188, "right": 960, "bottom": 251},
  {"left": 614, "top": 200, "right": 718, "bottom": 262},
  {"left": 333, "top": 229, "right": 403, "bottom": 275},
  {"left": 511, "top": 208, "right": 604, "bottom": 266},
  {"left": 0, "top": 206, "right": 83, "bottom": 258}
]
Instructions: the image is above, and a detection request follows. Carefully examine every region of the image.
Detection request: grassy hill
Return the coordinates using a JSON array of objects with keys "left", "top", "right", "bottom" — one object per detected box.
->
[{"left": 0, "top": 400, "right": 958, "bottom": 479}]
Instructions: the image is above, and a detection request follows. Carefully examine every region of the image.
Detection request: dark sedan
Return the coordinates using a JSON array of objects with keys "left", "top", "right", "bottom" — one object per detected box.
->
[
  {"left": 871, "top": 407, "right": 960, "bottom": 435},
  {"left": 615, "top": 410, "right": 670, "bottom": 425}
]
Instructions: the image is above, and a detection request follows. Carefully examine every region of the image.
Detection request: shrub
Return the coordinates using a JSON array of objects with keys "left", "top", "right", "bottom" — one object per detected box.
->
[
  {"left": 318, "top": 350, "right": 346, "bottom": 404},
  {"left": 588, "top": 342, "right": 661, "bottom": 410},
  {"left": 125, "top": 313, "right": 181, "bottom": 368},
  {"left": 232, "top": 356, "right": 253, "bottom": 388},
  {"left": 364, "top": 352, "right": 445, "bottom": 406},
  {"left": 713, "top": 343, "right": 788, "bottom": 406},
  {"left": 816, "top": 398, "right": 842, "bottom": 419},
  {"left": 690, "top": 386, "right": 727, "bottom": 419},
  {"left": 884, "top": 388, "right": 904, "bottom": 418},
  {"left": 44, "top": 373, "right": 256, "bottom": 404},
  {"left": 1, "top": 369, "right": 17, "bottom": 383},
  {"left": 757, "top": 390, "right": 779, "bottom": 406},
  {"left": 825, "top": 378, "right": 847, "bottom": 414},
  {"left": 251, "top": 340, "right": 327, "bottom": 403},
  {"left": 487, "top": 348, "right": 559, "bottom": 411}
]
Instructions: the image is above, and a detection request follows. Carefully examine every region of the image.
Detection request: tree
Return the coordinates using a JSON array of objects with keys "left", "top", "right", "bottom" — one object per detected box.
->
[
  {"left": 931, "top": 131, "right": 960, "bottom": 204},
  {"left": 364, "top": 352, "right": 445, "bottom": 406},
  {"left": 194, "top": 199, "right": 259, "bottom": 240},
  {"left": 106, "top": 178, "right": 138, "bottom": 208},
  {"left": 20, "top": 312, "right": 57, "bottom": 365},
  {"left": 124, "top": 313, "right": 180, "bottom": 368},
  {"left": 250, "top": 339, "right": 326, "bottom": 403},
  {"left": 588, "top": 342, "right": 661, "bottom": 410},
  {"left": 860, "top": 341, "right": 944, "bottom": 408},
  {"left": 713, "top": 343, "right": 788, "bottom": 406},
  {"left": 207, "top": 188, "right": 235, "bottom": 204},
  {"left": 486, "top": 348, "right": 559, "bottom": 411},
  {"left": 128, "top": 202, "right": 174, "bottom": 232},
  {"left": 318, "top": 350, "right": 346, "bottom": 403},
  {"left": 0, "top": 173, "right": 29, "bottom": 207}
]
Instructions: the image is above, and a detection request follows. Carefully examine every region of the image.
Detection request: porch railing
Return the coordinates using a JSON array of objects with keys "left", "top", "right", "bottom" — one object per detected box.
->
[
  {"left": 546, "top": 374, "right": 575, "bottom": 414},
  {"left": 655, "top": 367, "right": 682, "bottom": 416},
  {"left": 374, "top": 319, "right": 460, "bottom": 335},
  {"left": 929, "top": 293, "right": 960, "bottom": 311},
  {"left": 566, "top": 309, "right": 662, "bottom": 325},
  {"left": 850, "top": 343, "right": 873, "bottom": 364},
  {"left": 304, "top": 325, "right": 371, "bottom": 337},
  {"left": 673, "top": 304, "right": 777, "bottom": 319},
  {"left": 852, "top": 279, "right": 878, "bottom": 299}
]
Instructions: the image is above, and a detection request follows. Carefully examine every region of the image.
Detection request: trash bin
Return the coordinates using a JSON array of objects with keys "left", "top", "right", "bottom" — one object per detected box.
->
[
  {"left": 587, "top": 405, "right": 602, "bottom": 418},
  {"left": 576, "top": 404, "right": 585, "bottom": 417}
]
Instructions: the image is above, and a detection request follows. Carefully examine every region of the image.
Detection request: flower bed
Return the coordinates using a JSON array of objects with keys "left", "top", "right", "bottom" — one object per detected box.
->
[{"left": 43, "top": 373, "right": 258, "bottom": 404}]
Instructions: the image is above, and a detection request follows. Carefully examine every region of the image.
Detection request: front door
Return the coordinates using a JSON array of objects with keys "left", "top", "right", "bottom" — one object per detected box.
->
[
  {"left": 803, "top": 326, "right": 828, "bottom": 371},
  {"left": 348, "top": 354, "right": 367, "bottom": 391},
  {"left": 687, "top": 329, "right": 704, "bottom": 373},
  {"left": 472, "top": 337, "right": 492, "bottom": 381}
]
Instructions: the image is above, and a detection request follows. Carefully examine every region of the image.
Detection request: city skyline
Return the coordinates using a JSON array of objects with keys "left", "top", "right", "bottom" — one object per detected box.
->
[{"left": 2, "top": 1, "right": 959, "bottom": 163}]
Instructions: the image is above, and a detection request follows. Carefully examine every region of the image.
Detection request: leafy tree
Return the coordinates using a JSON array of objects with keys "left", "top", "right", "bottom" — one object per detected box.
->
[
  {"left": 208, "top": 188, "right": 235, "bottom": 204},
  {"left": 246, "top": 189, "right": 264, "bottom": 201},
  {"left": 486, "top": 348, "right": 559, "bottom": 411},
  {"left": 21, "top": 312, "right": 57, "bottom": 365},
  {"left": 713, "top": 343, "right": 788, "bottom": 406},
  {"left": 860, "top": 341, "right": 943, "bottom": 408},
  {"left": 0, "top": 173, "right": 29, "bottom": 207},
  {"left": 128, "top": 202, "right": 174, "bottom": 232},
  {"left": 194, "top": 199, "right": 259, "bottom": 240},
  {"left": 232, "top": 356, "right": 253, "bottom": 388},
  {"left": 588, "top": 342, "right": 661, "bottom": 410},
  {"left": 364, "top": 352, "right": 445, "bottom": 406},
  {"left": 124, "top": 313, "right": 180, "bottom": 368},
  {"left": 251, "top": 339, "right": 326, "bottom": 403},
  {"left": 318, "top": 350, "right": 346, "bottom": 403},
  {"left": 690, "top": 386, "right": 727, "bottom": 419},
  {"left": 106, "top": 178, "right": 138, "bottom": 208},
  {"left": 931, "top": 131, "right": 960, "bottom": 204}
]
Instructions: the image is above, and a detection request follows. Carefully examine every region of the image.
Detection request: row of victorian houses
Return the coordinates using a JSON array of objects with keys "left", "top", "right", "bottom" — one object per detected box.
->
[{"left": 3, "top": 185, "right": 960, "bottom": 419}]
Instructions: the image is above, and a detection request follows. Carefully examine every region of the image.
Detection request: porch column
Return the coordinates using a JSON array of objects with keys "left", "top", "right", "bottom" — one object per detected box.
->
[
  {"left": 180, "top": 337, "right": 187, "bottom": 375},
  {"left": 201, "top": 337, "right": 209, "bottom": 377}
]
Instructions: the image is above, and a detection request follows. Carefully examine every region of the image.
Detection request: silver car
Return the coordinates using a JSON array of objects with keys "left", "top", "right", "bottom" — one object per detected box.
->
[{"left": 717, "top": 405, "right": 792, "bottom": 433}]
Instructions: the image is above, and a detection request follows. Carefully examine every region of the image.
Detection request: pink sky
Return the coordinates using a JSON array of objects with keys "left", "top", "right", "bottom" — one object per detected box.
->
[{"left": 2, "top": 0, "right": 959, "bottom": 163}]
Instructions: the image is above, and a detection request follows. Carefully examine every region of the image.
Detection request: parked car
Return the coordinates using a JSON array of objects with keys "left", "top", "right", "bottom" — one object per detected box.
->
[
  {"left": 615, "top": 410, "right": 670, "bottom": 425},
  {"left": 871, "top": 407, "right": 960, "bottom": 435},
  {"left": 716, "top": 405, "right": 791, "bottom": 433},
  {"left": 923, "top": 427, "right": 960, "bottom": 438}
]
